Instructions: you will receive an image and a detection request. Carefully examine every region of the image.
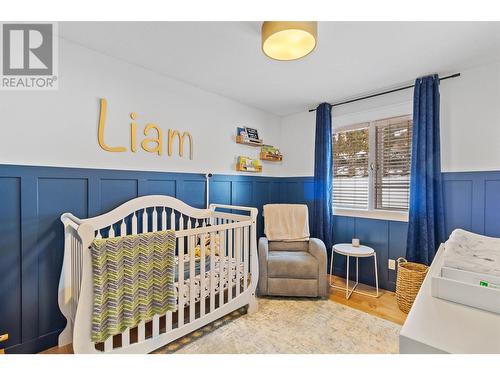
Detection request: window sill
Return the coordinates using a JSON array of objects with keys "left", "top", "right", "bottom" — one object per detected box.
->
[{"left": 333, "top": 208, "right": 408, "bottom": 222}]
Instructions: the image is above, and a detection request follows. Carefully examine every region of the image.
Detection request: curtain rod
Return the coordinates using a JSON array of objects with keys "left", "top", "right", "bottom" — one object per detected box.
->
[{"left": 308, "top": 73, "right": 461, "bottom": 112}]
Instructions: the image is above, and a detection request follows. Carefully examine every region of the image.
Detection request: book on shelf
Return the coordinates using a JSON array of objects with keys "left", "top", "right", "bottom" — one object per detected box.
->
[
  {"left": 260, "top": 144, "right": 283, "bottom": 161},
  {"left": 237, "top": 156, "right": 262, "bottom": 172},
  {"left": 236, "top": 127, "right": 263, "bottom": 145}
]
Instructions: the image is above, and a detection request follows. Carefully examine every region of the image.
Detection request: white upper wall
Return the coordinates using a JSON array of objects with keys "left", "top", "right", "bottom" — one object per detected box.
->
[
  {"left": 0, "top": 38, "right": 282, "bottom": 176},
  {"left": 440, "top": 61, "right": 500, "bottom": 172},
  {"left": 1, "top": 38, "right": 498, "bottom": 177},
  {"left": 279, "top": 60, "right": 500, "bottom": 176}
]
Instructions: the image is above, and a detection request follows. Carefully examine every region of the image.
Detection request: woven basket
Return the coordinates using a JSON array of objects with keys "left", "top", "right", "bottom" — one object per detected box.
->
[{"left": 395, "top": 258, "right": 429, "bottom": 313}]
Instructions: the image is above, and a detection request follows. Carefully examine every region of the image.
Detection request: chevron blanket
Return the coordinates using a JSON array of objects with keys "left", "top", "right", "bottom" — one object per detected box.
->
[{"left": 90, "top": 230, "right": 177, "bottom": 342}]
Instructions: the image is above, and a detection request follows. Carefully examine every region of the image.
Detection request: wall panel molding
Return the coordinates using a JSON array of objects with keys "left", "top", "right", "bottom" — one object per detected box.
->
[
  {"left": 1, "top": 164, "right": 498, "bottom": 353},
  {"left": 0, "top": 165, "right": 283, "bottom": 353}
]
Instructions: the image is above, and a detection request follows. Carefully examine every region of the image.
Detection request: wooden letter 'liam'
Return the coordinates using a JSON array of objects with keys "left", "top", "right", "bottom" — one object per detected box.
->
[{"left": 98, "top": 98, "right": 126, "bottom": 152}]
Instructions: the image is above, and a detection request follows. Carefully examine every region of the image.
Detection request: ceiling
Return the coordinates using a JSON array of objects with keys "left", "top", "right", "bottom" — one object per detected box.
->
[{"left": 60, "top": 22, "right": 500, "bottom": 116}]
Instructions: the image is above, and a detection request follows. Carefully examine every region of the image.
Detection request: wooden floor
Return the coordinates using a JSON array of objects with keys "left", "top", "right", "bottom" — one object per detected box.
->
[
  {"left": 42, "top": 343, "right": 73, "bottom": 354},
  {"left": 328, "top": 275, "right": 407, "bottom": 326},
  {"left": 41, "top": 275, "right": 406, "bottom": 354}
]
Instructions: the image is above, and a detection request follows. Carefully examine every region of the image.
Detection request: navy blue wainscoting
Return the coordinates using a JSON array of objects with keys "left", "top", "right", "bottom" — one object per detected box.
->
[
  {"left": 1, "top": 165, "right": 499, "bottom": 353},
  {"left": 0, "top": 164, "right": 286, "bottom": 354},
  {"left": 442, "top": 171, "right": 500, "bottom": 238},
  {"left": 274, "top": 172, "right": 500, "bottom": 292}
]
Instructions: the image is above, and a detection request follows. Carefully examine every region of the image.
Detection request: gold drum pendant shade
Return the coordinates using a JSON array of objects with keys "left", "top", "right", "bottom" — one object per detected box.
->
[{"left": 261, "top": 21, "right": 317, "bottom": 61}]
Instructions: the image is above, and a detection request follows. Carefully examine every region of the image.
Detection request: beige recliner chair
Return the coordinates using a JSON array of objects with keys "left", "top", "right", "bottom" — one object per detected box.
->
[{"left": 258, "top": 204, "right": 328, "bottom": 298}]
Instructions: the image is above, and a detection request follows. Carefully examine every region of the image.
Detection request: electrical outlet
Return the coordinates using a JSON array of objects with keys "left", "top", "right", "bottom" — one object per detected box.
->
[{"left": 388, "top": 259, "right": 396, "bottom": 270}]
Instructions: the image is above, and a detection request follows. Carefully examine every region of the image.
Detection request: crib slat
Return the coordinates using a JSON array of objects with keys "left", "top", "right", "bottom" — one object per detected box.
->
[
  {"left": 189, "top": 232, "right": 196, "bottom": 323},
  {"left": 218, "top": 231, "right": 224, "bottom": 307},
  {"left": 138, "top": 322, "right": 145, "bottom": 342},
  {"left": 109, "top": 225, "right": 115, "bottom": 238},
  {"left": 166, "top": 311, "right": 173, "bottom": 332},
  {"left": 152, "top": 208, "right": 158, "bottom": 232},
  {"left": 221, "top": 220, "right": 227, "bottom": 256},
  {"left": 170, "top": 210, "right": 175, "bottom": 230},
  {"left": 161, "top": 208, "right": 167, "bottom": 231},
  {"left": 235, "top": 227, "right": 241, "bottom": 297},
  {"left": 132, "top": 212, "right": 138, "bottom": 235},
  {"left": 227, "top": 228, "right": 233, "bottom": 301},
  {"left": 200, "top": 233, "right": 206, "bottom": 317},
  {"left": 120, "top": 219, "right": 126, "bottom": 236},
  {"left": 122, "top": 328, "right": 130, "bottom": 347},
  {"left": 178, "top": 231, "right": 185, "bottom": 327},
  {"left": 152, "top": 315, "right": 159, "bottom": 338},
  {"left": 210, "top": 231, "right": 216, "bottom": 312},
  {"left": 142, "top": 208, "right": 148, "bottom": 233},
  {"left": 104, "top": 337, "right": 113, "bottom": 352},
  {"left": 96, "top": 230, "right": 102, "bottom": 239},
  {"left": 243, "top": 226, "right": 249, "bottom": 291}
]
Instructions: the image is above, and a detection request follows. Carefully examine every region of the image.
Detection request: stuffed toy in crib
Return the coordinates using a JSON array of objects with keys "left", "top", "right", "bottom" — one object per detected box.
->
[{"left": 193, "top": 232, "right": 220, "bottom": 258}]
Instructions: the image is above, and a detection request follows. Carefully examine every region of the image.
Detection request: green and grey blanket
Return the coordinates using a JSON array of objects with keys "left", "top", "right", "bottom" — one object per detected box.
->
[{"left": 90, "top": 230, "right": 177, "bottom": 343}]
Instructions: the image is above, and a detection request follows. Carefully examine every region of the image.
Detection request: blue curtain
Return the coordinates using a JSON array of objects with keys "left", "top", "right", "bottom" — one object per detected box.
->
[
  {"left": 312, "top": 103, "right": 334, "bottom": 250},
  {"left": 406, "top": 75, "right": 446, "bottom": 265}
]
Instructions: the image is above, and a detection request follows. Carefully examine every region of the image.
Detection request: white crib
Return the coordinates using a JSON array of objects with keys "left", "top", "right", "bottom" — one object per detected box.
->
[{"left": 57, "top": 195, "right": 259, "bottom": 354}]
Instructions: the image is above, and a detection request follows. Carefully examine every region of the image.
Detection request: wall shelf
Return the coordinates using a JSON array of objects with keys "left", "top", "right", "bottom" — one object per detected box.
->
[
  {"left": 236, "top": 164, "right": 262, "bottom": 173},
  {"left": 260, "top": 152, "right": 283, "bottom": 162},
  {"left": 236, "top": 155, "right": 262, "bottom": 173}
]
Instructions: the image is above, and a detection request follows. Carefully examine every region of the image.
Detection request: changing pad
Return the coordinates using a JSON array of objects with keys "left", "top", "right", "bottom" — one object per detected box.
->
[{"left": 443, "top": 229, "right": 500, "bottom": 277}]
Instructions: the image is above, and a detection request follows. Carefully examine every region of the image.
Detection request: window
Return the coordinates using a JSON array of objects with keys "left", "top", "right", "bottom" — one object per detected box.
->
[
  {"left": 333, "top": 115, "right": 412, "bottom": 219},
  {"left": 374, "top": 117, "right": 412, "bottom": 211},
  {"left": 332, "top": 125, "right": 370, "bottom": 209}
]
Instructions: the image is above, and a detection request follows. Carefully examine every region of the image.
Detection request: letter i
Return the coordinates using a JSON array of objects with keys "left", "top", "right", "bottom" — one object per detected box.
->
[{"left": 130, "top": 112, "right": 137, "bottom": 152}]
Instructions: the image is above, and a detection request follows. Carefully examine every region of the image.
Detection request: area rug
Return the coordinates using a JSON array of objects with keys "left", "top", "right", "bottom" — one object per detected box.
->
[{"left": 154, "top": 298, "right": 401, "bottom": 354}]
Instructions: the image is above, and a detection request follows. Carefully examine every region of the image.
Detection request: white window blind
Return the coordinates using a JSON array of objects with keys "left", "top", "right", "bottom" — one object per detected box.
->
[
  {"left": 332, "top": 126, "right": 370, "bottom": 209},
  {"left": 374, "top": 116, "right": 413, "bottom": 211}
]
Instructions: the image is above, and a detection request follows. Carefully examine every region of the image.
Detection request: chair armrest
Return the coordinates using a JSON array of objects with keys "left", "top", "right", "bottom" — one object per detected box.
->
[
  {"left": 258, "top": 237, "right": 269, "bottom": 295},
  {"left": 308, "top": 238, "right": 328, "bottom": 297},
  {"left": 308, "top": 238, "right": 327, "bottom": 262}
]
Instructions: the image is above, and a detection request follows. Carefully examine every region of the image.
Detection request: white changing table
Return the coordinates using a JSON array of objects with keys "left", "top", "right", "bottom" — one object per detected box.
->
[{"left": 399, "top": 245, "right": 500, "bottom": 354}]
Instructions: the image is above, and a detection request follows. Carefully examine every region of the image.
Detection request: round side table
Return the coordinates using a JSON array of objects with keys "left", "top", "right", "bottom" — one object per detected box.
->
[{"left": 329, "top": 243, "right": 379, "bottom": 299}]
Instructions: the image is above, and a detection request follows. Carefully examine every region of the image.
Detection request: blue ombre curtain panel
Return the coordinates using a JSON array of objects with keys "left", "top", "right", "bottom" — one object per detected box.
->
[
  {"left": 312, "top": 103, "right": 334, "bottom": 251},
  {"left": 406, "top": 75, "right": 446, "bottom": 265}
]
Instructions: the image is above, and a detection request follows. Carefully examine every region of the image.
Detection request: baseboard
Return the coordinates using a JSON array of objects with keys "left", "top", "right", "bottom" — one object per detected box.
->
[{"left": 5, "top": 330, "right": 62, "bottom": 354}]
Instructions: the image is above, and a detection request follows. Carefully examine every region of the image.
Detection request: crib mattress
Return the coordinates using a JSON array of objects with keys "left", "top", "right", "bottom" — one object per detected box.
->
[
  {"left": 174, "top": 255, "right": 245, "bottom": 307},
  {"left": 443, "top": 229, "right": 500, "bottom": 277}
]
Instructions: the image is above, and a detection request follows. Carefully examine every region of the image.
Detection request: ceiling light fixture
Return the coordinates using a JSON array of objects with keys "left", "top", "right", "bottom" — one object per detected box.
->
[{"left": 261, "top": 21, "right": 317, "bottom": 61}]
